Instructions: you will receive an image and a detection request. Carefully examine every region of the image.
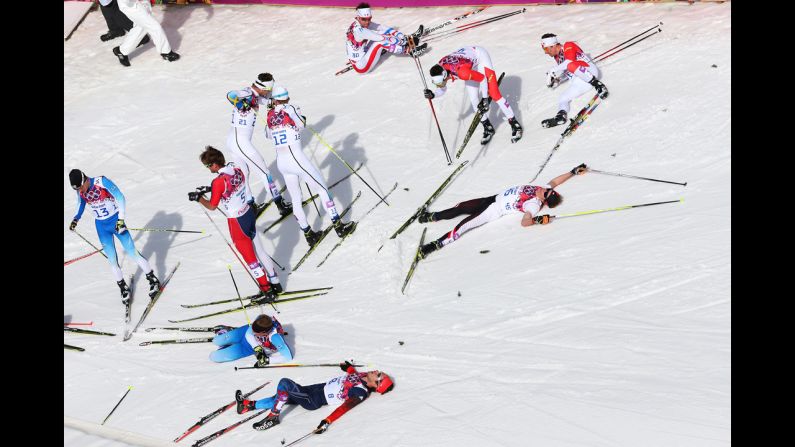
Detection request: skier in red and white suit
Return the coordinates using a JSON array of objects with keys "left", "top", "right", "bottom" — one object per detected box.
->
[
  {"left": 346, "top": 2, "right": 424, "bottom": 74},
  {"left": 189, "top": 146, "right": 280, "bottom": 303},
  {"left": 540, "top": 33, "right": 609, "bottom": 128},
  {"left": 417, "top": 164, "right": 588, "bottom": 259},
  {"left": 424, "top": 46, "right": 523, "bottom": 144}
]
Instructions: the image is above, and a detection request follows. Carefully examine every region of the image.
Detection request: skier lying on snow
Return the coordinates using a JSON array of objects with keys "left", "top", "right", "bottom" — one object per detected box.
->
[
  {"left": 210, "top": 314, "right": 292, "bottom": 366},
  {"left": 235, "top": 360, "right": 393, "bottom": 432}
]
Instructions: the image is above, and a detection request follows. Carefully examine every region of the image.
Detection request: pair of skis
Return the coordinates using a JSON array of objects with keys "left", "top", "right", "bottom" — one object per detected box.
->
[
  {"left": 291, "top": 191, "right": 361, "bottom": 271},
  {"left": 123, "top": 262, "right": 181, "bottom": 341}
]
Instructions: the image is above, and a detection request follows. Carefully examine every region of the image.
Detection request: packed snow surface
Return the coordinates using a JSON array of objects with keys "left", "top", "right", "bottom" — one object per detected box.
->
[{"left": 64, "top": 3, "right": 731, "bottom": 446}]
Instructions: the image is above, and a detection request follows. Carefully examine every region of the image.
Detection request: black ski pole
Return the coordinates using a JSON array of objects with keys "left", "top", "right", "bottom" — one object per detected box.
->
[
  {"left": 588, "top": 168, "right": 686, "bottom": 186},
  {"left": 594, "top": 22, "right": 662, "bottom": 60},
  {"left": 102, "top": 386, "right": 133, "bottom": 425},
  {"left": 595, "top": 29, "right": 662, "bottom": 63},
  {"left": 284, "top": 428, "right": 322, "bottom": 447}
]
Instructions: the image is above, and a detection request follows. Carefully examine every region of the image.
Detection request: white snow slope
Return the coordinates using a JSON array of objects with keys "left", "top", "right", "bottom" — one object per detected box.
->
[{"left": 64, "top": 3, "right": 731, "bottom": 447}]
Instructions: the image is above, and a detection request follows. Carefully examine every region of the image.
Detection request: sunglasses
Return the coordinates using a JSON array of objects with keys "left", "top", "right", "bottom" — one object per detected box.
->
[{"left": 204, "top": 163, "right": 214, "bottom": 168}]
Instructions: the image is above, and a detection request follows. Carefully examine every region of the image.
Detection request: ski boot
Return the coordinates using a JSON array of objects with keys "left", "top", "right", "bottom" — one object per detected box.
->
[
  {"left": 269, "top": 282, "right": 283, "bottom": 295},
  {"left": 409, "top": 24, "right": 424, "bottom": 46},
  {"left": 409, "top": 43, "right": 429, "bottom": 57},
  {"left": 112, "top": 46, "right": 130, "bottom": 67},
  {"left": 252, "top": 287, "right": 278, "bottom": 305},
  {"left": 118, "top": 279, "right": 131, "bottom": 305},
  {"left": 334, "top": 220, "right": 357, "bottom": 238},
  {"left": 273, "top": 197, "right": 293, "bottom": 218},
  {"left": 542, "top": 110, "right": 567, "bottom": 128},
  {"left": 419, "top": 240, "right": 443, "bottom": 259},
  {"left": 480, "top": 119, "right": 496, "bottom": 145},
  {"left": 236, "top": 390, "right": 257, "bottom": 414},
  {"left": 303, "top": 227, "right": 323, "bottom": 248},
  {"left": 589, "top": 77, "right": 609, "bottom": 99},
  {"left": 417, "top": 207, "right": 436, "bottom": 224},
  {"left": 145, "top": 271, "right": 161, "bottom": 299},
  {"left": 253, "top": 412, "right": 280, "bottom": 431},
  {"left": 161, "top": 51, "right": 180, "bottom": 62},
  {"left": 509, "top": 118, "right": 523, "bottom": 143}
]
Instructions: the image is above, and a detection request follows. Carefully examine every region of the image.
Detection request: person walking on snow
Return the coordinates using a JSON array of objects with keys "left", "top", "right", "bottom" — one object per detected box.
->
[
  {"left": 112, "top": 0, "right": 179, "bottom": 66},
  {"left": 188, "top": 146, "right": 281, "bottom": 303},
  {"left": 264, "top": 85, "right": 356, "bottom": 247},
  {"left": 540, "top": 33, "right": 608, "bottom": 128},
  {"left": 417, "top": 164, "right": 588, "bottom": 259},
  {"left": 346, "top": 2, "right": 426, "bottom": 74},
  {"left": 68, "top": 169, "right": 161, "bottom": 304},
  {"left": 423, "top": 46, "right": 523, "bottom": 144},
  {"left": 226, "top": 73, "right": 292, "bottom": 217},
  {"left": 210, "top": 314, "right": 292, "bottom": 365},
  {"left": 235, "top": 360, "right": 393, "bottom": 432}
]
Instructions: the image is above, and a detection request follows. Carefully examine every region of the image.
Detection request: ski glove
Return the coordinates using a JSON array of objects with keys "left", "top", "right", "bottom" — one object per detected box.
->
[
  {"left": 69, "top": 219, "right": 78, "bottom": 231},
  {"left": 115, "top": 219, "right": 127, "bottom": 233},
  {"left": 533, "top": 215, "right": 551, "bottom": 225},
  {"left": 570, "top": 163, "right": 588, "bottom": 175},
  {"left": 340, "top": 360, "right": 354, "bottom": 371},
  {"left": 477, "top": 98, "right": 489, "bottom": 114},
  {"left": 316, "top": 419, "right": 330, "bottom": 434},
  {"left": 188, "top": 186, "right": 210, "bottom": 202},
  {"left": 254, "top": 345, "right": 269, "bottom": 367},
  {"left": 423, "top": 89, "right": 435, "bottom": 99}
]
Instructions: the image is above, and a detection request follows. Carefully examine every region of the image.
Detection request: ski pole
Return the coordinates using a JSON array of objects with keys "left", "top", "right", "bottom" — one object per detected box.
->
[
  {"left": 424, "top": 8, "right": 526, "bottom": 43},
  {"left": 64, "top": 248, "right": 103, "bottom": 266},
  {"left": 304, "top": 126, "right": 390, "bottom": 206},
  {"left": 594, "top": 22, "right": 662, "bottom": 60},
  {"left": 284, "top": 428, "right": 322, "bottom": 447},
  {"left": 551, "top": 199, "right": 682, "bottom": 221},
  {"left": 203, "top": 209, "right": 258, "bottom": 287},
  {"left": 63, "top": 327, "right": 115, "bottom": 336},
  {"left": 306, "top": 182, "right": 322, "bottom": 217},
  {"left": 102, "top": 385, "right": 133, "bottom": 425},
  {"left": 595, "top": 29, "right": 662, "bottom": 63},
  {"left": 73, "top": 230, "right": 108, "bottom": 259},
  {"left": 64, "top": 344, "right": 84, "bottom": 352},
  {"left": 129, "top": 228, "right": 205, "bottom": 234},
  {"left": 409, "top": 40, "right": 452, "bottom": 165},
  {"left": 64, "top": 321, "right": 93, "bottom": 326},
  {"left": 228, "top": 266, "right": 254, "bottom": 326},
  {"left": 422, "top": 6, "right": 489, "bottom": 36},
  {"left": 587, "top": 168, "right": 687, "bottom": 186},
  {"left": 234, "top": 362, "right": 365, "bottom": 370}
]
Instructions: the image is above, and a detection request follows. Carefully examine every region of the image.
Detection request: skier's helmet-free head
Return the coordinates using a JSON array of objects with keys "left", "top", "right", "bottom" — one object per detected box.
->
[
  {"left": 355, "top": 2, "right": 372, "bottom": 23},
  {"left": 429, "top": 64, "right": 448, "bottom": 88},
  {"left": 271, "top": 85, "right": 289, "bottom": 102},
  {"left": 541, "top": 33, "right": 559, "bottom": 48},
  {"left": 69, "top": 169, "right": 86, "bottom": 190},
  {"left": 375, "top": 372, "right": 394, "bottom": 394},
  {"left": 253, "top": 73, "right": 274, "bottom": 92},
  {"left": 251, "top": 315, "right": 274, "bottom": 334},
  {"left": 544, "top": 188, "right": 563, "bottom": 208}
]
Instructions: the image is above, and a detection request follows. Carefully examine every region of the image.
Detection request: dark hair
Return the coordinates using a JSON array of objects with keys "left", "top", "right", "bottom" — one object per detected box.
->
[
  {"left": 200, "top": 146, "right": 225, "bottom": 167},
  {"left": 251, "top": 315, "right": 274, "bottom": 334},
  {"left": 257, "top": 73, "right": 273, "bottom": 82},
  {"left": 356, "top": 2, "right": 370, "bottom": 9},
  {"left": 546, "top": 189, "right": 563, "bottom": 208},
  {"left": 541, "top": 33, "right": 557, "bottom": 39},
  {"left": 429, "top": 64, "right": 444, "bottom": 76}
]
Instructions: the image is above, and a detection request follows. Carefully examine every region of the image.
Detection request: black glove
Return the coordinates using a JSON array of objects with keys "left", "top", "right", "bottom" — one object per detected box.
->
[
  {"left": 423, "top": 89, "right": 435, "bottom": 99},
  {"left": 188, "top": 192, "right": 202, "bottom": 202},
  {"left": 316, "top": 419, "right": 330, "bottom": 434},
  {"left": 69, "top": 219, "right": 78, "bottom": 231},
  {"left": 340, "top": 360, "right": 354, "bottom": 371},
  {"left": 115, "top": 219, "right": 127, "bottom": 233},
  {"left": 197, "top": 186, "right": 212, "bottom": 194},
  {"left": 254, "top": 346, "right": 269, "bottom": 367},
  {"left": 477, "top": 98, "right": 489, "bottom": 114},
  {"left": 570, "top": 163, "right": 587, "bottom": 175},
  {"left": 533, "top": 215, "right": 551, "bottom": 225}
]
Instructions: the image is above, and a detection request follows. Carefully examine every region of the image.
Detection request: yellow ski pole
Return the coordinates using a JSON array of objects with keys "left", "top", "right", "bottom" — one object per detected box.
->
[{"left": 552, "top": 199, "right": 682, "bottom": 221}]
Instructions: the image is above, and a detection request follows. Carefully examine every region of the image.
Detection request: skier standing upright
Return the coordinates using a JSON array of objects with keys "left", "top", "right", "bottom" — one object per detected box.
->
[
  {"left": 424, "top": 46, "right": 523, "bottom": 144},
  {"left": 540, "top": 33, "right": 609, "bottom": 128},
  {"left": 68, "top": 169, "right": 161, "bottom": 304},
  {"left": 346, "top": 2, "right": 426, "bottom": 74},
  {"left": 263, "top": 85, "right": 356, "bottom": 247}
]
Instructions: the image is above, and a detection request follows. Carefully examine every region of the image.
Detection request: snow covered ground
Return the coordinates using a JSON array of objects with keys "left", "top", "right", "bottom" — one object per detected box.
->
[{"left": 64, "top": 3, "right": 731, "bottom": 446}]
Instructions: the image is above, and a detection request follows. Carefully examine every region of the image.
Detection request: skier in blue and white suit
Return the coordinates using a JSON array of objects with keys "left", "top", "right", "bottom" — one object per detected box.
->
[
  {"left": 210, "top": 314, "right": 293, "bottom": 365},
  {"left": 67, "top": 169, "right": 161, "bottom": 304}
]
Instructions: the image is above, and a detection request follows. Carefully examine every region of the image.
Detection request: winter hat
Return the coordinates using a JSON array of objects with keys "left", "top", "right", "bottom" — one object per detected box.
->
[
  {"left": 271, "top": 85, "right": 289, "bottom": 101},
  {"left": 376, "top": 373, "right": 394, "bottom": 394},
  {"left": 69, "top": 169, "right": 86, "bottom": 190}
]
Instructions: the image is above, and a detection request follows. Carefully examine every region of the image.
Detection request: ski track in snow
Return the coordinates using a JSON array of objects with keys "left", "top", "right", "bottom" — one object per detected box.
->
[{"left": 65, "top": 3, "right": 730, "bottom": 446}]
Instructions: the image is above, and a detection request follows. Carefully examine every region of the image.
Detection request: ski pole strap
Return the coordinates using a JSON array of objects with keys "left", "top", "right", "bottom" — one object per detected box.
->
[{"left": 553, "top": 199, "right": 683, "bottom": 220}]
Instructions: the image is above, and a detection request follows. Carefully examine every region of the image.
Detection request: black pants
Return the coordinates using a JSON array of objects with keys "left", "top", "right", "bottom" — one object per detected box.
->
[
  {"left": 100, "top": 0, "right": 133, "bottom": 34},
  {"left": 433, "top": 195, "right": 496, "bottom": 243}
]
